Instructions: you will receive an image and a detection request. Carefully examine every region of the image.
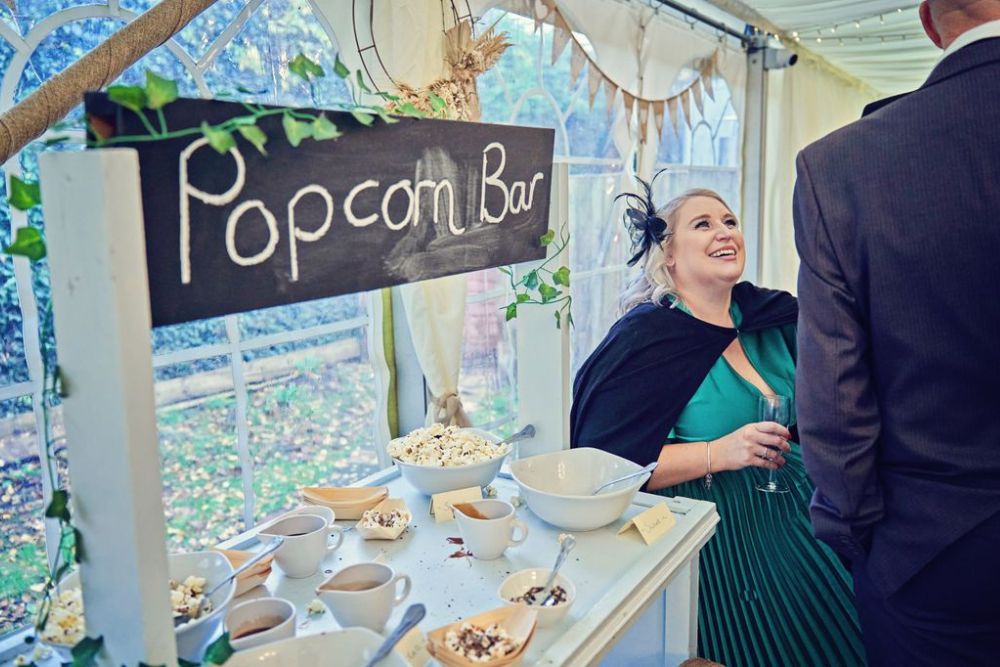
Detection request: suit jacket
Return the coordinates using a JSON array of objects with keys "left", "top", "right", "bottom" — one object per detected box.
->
[{"left": 793, "top": 37, "right": 1000, "bottom": 596}]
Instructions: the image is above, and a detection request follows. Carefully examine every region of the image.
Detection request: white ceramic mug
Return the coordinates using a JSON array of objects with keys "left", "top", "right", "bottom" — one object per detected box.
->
[
  {"left": 454, "top": 499, "right": 529, "bottom": 560},
  {"left": 258, "top": 511, "right": 343, "bottom": 578},
  {"left": 224, "top": 596, "right": 296, "bottom": 651},
  {"left": 316, "top": 562, "right": 411, "bottom": 632}
]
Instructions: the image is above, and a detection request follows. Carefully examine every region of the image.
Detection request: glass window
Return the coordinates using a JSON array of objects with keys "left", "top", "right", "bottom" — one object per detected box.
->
[{"left": 0, "top": 0, "right": 388, "bottom": 637}]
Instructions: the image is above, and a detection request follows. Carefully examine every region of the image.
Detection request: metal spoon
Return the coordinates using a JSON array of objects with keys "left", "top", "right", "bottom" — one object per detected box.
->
[
  {"left": 364, "top": 603, "right": 426, "bottom": 667},
  {"left": 591, "top": 462, "right": 658, "bottom": 495},
  {"left": 497, "top": 424, "right": 535, "bottom": 449},
  {"left": 173, "top": 536, "right": 284, "bottom": 627},
  {"left": 533, "top": 535, "right": 576, "bottom": 607}
]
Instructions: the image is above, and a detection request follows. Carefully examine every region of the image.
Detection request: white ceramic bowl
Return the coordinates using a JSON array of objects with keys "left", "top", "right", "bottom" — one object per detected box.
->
[
  {"left": 43, "top": 551, "right": 236, "bottom": 664},
  {"left": 390, "top": 428, "right": 508, "bottom": 495},
  {"left": 510, "top": 448, "right": 650, "bottom": 531},
  {"left": 223, "top": 627, "right": 409, "bottom": 666},
  {"left": 498, "top": 568, "right": 576, "bottom": 628}
]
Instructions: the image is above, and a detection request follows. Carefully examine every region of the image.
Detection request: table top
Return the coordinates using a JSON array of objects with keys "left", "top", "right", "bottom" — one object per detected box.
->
[{"left": 221, "top": 467, "right": 718, "bottom": 666}]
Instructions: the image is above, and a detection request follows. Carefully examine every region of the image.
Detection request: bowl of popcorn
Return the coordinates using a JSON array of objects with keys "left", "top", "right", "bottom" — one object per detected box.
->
[
  {"left": 427, "top": 605, "right": 536, "bottom": 666},
  {"left": 498, "top": 568, "right": 576, "bottom": 628},
  {"left": 355, "top": 498, "right": 412, "bottom": 540},
  {"left": 388, "top": 424, "right": 510, "bottom": 495},
  {"left": 40, "top": 551, "right": 236, "bottom": 664}
]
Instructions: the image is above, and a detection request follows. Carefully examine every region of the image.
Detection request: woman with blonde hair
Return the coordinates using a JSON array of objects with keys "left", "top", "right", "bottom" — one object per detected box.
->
[{"left": 571, "top": 177, "right": 864, "bottom": 666}]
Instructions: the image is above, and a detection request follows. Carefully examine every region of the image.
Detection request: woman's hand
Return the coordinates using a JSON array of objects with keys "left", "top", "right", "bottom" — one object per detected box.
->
[{"left": 711, "top": 422, "right": 792, "bottom": 472}]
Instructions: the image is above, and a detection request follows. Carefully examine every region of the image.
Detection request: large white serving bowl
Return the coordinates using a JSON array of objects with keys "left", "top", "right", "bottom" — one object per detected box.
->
[
  {"left": 390, "top": 428, "right": 509, "bottom": 495},
  {"left": 510, "top": 448, "right": 650, "bottom": 531},
  {"left": 43, "top": 551, "right": 236, "bottom": 664},
  {"left": 225, "top": 627, "right": 408, "bottom": 666}
]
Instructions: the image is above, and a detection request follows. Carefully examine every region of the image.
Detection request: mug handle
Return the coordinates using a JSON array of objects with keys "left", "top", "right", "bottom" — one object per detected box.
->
[
  {"left": 392, "top": 574, "right": 412, "bottom": 606},
  {"left": 508, "top": 519, "right": 529, "bottom": 546},
  {"left": 326, "top": 526, "right": 344, "bottom": 552}
]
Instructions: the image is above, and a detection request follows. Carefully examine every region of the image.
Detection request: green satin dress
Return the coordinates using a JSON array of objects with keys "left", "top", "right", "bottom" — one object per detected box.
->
[{"left": 656, "top": 300, "right": 864, "bottom": 667}]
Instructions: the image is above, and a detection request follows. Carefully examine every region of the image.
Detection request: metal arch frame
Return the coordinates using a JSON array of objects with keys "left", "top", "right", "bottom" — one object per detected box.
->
[{"left": 350, "top": 0, "right": 473, "bottom": 94}]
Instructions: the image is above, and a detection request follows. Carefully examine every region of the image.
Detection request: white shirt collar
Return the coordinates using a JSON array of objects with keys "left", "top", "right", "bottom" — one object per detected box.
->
[{"left": 941, "top": 19, "right": 1000, "bottom": 60}]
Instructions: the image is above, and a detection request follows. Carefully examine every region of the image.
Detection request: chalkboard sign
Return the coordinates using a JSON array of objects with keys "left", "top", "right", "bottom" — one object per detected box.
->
[{"left": 84, "top": 94, "right": 554, "bottom": 327}]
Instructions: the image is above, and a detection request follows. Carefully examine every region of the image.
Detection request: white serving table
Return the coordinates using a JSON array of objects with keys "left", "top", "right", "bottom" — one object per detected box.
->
[
  {"left": 14, "top": 468, "right": 717, "bottom": 667},
  {"left": 224, "top": 467, "right": 717, "bottom": 667}
]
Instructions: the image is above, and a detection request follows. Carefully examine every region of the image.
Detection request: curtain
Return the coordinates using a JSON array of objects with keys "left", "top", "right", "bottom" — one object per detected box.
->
[{"left": 761, "top": 58, "right": 876, "bottom": 292}]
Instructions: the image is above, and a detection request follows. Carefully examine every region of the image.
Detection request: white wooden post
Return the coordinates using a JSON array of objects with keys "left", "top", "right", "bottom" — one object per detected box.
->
[
  {"left": 514, "top": 162, "right": 571, "bottom": 457},
  {"left": 39, "top": 149, "right": 177, "bottom": 665}
]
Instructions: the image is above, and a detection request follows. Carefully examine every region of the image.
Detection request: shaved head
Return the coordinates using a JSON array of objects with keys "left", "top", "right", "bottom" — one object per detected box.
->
[{"left": 920, "top": 0, "right": 1000, "bottom": 48}]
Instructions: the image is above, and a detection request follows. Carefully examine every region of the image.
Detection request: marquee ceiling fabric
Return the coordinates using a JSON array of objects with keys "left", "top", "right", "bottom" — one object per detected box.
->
[{"left": 708, "top": 0, "right": 942, "bottom": 95}]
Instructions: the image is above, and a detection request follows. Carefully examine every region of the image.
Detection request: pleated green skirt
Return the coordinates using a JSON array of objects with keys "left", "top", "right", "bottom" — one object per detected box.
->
[{"left": 656, "top": 446, "right": 865, "bottom": 667}]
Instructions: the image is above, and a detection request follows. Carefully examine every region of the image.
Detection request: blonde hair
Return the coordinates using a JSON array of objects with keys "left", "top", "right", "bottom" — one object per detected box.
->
[{"left": 618, "top": 188, "right": 733, "bottom": 315}]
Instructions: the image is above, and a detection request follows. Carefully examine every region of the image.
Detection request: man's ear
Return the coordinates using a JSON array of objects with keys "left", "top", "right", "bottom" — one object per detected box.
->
[{"left": 919, "top": 1, "right": 944, "bottom": 49}]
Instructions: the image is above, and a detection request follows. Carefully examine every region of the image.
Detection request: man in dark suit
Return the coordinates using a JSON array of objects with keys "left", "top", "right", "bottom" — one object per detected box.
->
[{"left": 792, "top": 1, "right": 1000, "bottom": 664}]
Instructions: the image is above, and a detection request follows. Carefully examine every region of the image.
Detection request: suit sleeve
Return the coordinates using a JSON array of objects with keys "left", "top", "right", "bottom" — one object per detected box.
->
[{"left": 793, "top": 151, "right": 884, "bottom": 561}]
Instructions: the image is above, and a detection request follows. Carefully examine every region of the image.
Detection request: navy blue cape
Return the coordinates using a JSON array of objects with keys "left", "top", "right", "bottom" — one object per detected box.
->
[{"left": 570, "top": 282, "right": 798, "bottom": 466}]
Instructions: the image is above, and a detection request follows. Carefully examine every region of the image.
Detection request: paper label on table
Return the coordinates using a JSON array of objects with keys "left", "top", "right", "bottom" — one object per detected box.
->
[
  {"left": 428, "top": 486, "right": 483, "bottom": 522},
  {"left": 395, "top": 625, "right": 431, "bottom": 667},
  {"left": 617, "top": 502, "right": 676, "bottom": 544}
]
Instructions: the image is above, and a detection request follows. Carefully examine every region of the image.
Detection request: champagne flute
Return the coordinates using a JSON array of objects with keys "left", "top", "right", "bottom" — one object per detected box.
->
[{"left": 755, "top": 394, "right": 791, "bottom": 494}]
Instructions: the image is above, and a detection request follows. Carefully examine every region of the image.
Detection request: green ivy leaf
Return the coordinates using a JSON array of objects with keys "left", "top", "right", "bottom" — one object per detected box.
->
[
  {"left": 3, "top": 227, "right": 46, "bottom": 262},
  {"left": 497, "top": 266, "right": 512, "bottom": 276},
  {"left": 552, "top": 266, "right": 570, "bottom": 287},
  {"left": 516, "top": 293, "right": 530, "bottom": 303},
  {"left": 200, "top": 122, "right": 235, "bottom": 154},
  {"left": 73, "top": 527, "right": 85, "bottom": 563},
  {"left": 9, "top": 175, "right": 41, "bottom": 211},
  {"left": 311, "top": 114, "right": 342, "bottom": 141},
  {"left": 45, "top": 490, "right": 71, "bottom": 522},
  {"left": 538, "top": 283, "right": 559, "bottom": 303},
  {"left": 144, "top": 71, "right": 178, "bottom": 110},
  {"left": 289, "top": 53, "right": 325, "bottom": 82},
  {"left": 350, "top": 110, "right": 375, "bottom": 127},
  {"left": 396, "top": 102, "right": 423, "bottom": 118},
  {"left": 566, "top": 311, "right": 575, "bottom": 328},
  {"left": 376, "top": 110, "right": 399, "bottom": 124},
  {"left": 70, "top": 635, "right": 103, "bottom": 667},
  {"left": 203, "top": 632, "right": 235, "bottom": 665},
  {"left": 355, "top": 71, "right": 372, "bottom": 94},
  {"left": 237, "top": 125, "right": 268, "bottom": 156},
  {"left": 42, "top": 135, "right": 71, "bottom": 147},
  {"left": 333, "top": 55, "right": 351, "bottom": 79},
  {"left": 504, "top": 303, "right": 517, "bottom": 321},
  {"left": 539, "top": 229, "right": 555, "bottom": 246},
  {"left": 555, "top": 310, "right": 561, "bottom": 329},
  {"left": 282, "top": 114, "right": 313, "bottom": 147},
  {"left": 523, "top": 271, "right": 539, "bottom": 290},
  {"left": 236, "top": 85, "right": 268, "bottom": 95},
  {"left": 428, "top": 92, "right": 447, "bottom": 114},
  {"left": 178, "top": 660, "right": 200, "bottom": 667},
  {"left": 107, "top": 84, "right": 147, "bottom": 113}
]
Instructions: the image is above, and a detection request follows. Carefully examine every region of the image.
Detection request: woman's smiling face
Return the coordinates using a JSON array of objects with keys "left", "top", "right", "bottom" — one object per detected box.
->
[{"left": 664, "top": 195, "right": 745, "bottom": 291}]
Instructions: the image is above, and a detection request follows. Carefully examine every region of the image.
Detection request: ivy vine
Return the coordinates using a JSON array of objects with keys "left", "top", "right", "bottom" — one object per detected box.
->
[{"left": 499, "top": 224, "right": 573, "bottom": 328}]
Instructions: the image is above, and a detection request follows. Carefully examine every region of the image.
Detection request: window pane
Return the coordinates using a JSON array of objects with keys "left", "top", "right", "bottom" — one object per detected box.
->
[
  {"left": 247, "top": 331, "right": 381, "bottom": 523},
  {"left": 157, "top": 357, "right": 245, "bottom": 550},
  {"left": 238, "top": 295, "right": 365, "bottom": 340},
  {"left": 461, "top": 273, "right": 517, "bottom": 433},
  {"left": 0, "top": 177, "right": 29, "bottom": 386},
  {"left": 570, "top": 271, "right": 628, "bottom": 377},
  {"left": 0, "top": 396, "right": 47, "bottom": 634}
]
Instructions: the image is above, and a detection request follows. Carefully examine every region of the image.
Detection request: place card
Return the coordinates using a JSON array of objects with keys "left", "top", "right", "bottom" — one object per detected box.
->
[
  {"left": 617, "top": 502, "right": 676, "bottom": 545},
  {"left": 395, "top": 625, "right": 431, "bottom": 667},
  {"left": 428, "top": 486, "right": 483, "bottom": 523}
]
